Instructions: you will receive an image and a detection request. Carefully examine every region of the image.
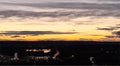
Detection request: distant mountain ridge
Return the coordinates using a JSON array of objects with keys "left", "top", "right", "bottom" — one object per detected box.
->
[{"left": 0, "top": 41, "right": 120, "bottom": 47}]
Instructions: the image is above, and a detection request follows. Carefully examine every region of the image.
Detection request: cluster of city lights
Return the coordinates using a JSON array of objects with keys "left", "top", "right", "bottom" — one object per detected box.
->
[
  {"left": 28, "top": 56, "right": 50, "bottom": 60},
  {"left": 26, "top": 49, "right": 51, "bottom": 53}
]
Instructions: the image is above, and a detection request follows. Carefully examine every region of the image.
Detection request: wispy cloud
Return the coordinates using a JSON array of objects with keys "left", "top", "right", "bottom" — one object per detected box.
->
[
  {"left": 97, "top": 24, "right": 120, "bottom": 31},
  {"left": 10, "top": 35, "right": 22, "bottom": 38},
  {"left": 105, "top": 31, "right": 120, "bottom": 38},
  {"left": 97, "top": 27, "right": 117, "bottom": 31},
  {"left": 0, "top": 31, "right": 77, "bottom": 35},
  {"left": 98, "top": 24, "right": 120, "bottom": 38},
  {"left": 112, "top": 31, "right": 120, "bottom": 37}
]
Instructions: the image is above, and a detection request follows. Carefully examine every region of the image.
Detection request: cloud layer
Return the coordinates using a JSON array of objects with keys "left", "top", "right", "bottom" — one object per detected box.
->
[
  {"left": 0, "top": 2, "right": 120, "bottom": 19},
  {"left": 0, "top": 10, "right": 120, "bottom": 18},
  {"left": 0, "top": 1, "right": 120, "bottom": 19}
]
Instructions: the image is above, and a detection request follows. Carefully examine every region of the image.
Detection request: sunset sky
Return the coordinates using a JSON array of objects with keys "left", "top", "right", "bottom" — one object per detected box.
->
[{"left": 0, "top": 0, "right": 120, "bottom": 41}]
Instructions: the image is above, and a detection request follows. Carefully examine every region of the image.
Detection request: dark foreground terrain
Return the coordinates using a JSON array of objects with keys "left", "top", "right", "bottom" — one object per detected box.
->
[{"left": 0, "top": 41, "right": 120, "bottom": 65}]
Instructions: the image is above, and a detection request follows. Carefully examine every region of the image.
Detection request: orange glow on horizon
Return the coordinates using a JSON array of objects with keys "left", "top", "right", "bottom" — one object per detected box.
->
[{"left": 0, "top": 33, "right": 111, "bottom": 41}]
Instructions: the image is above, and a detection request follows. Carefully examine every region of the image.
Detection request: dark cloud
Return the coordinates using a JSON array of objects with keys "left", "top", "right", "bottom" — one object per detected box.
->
[
  {"left": 1, "top": 2, "right": 120, "bottom": 10},
  {"left": 105, "top": 33, "right": 120, "bottom": 38},
  {"left": 1, "top": 10, "right": 120, "bottom": 18},
  {"left": 10, "top": 35, "right": 21, "bottom": 38},
  {"left": 112, "top": 31, "right": 120, "bottom": 36},
  {"left": 97, "top": 27, "right": 116, "bottom": 30},
  {"left": 97, "top": 24, "right": 120, "bottom": 31},
  {"left": 0, "top": 10, "right": 49, "bottom": 18},
  {"left": 0, "top": 10, "right": 76, "bottom": 18},
  {"left": 105, "top": 36, "right": 116, "bottom": 38},
  {"left": 0, "top": 31, "right": 76, "bottom": 35},
  {"left": 46, "top": 3, "right": 120, "bottom": 10},
  {"left": 98, "top": 24, "right": 120, "bottom": 38}
]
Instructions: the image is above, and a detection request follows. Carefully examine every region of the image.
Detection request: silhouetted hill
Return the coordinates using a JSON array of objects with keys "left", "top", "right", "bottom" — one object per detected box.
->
[{"left": 0, "top": 41, "right": 120, "bottom": 47}]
